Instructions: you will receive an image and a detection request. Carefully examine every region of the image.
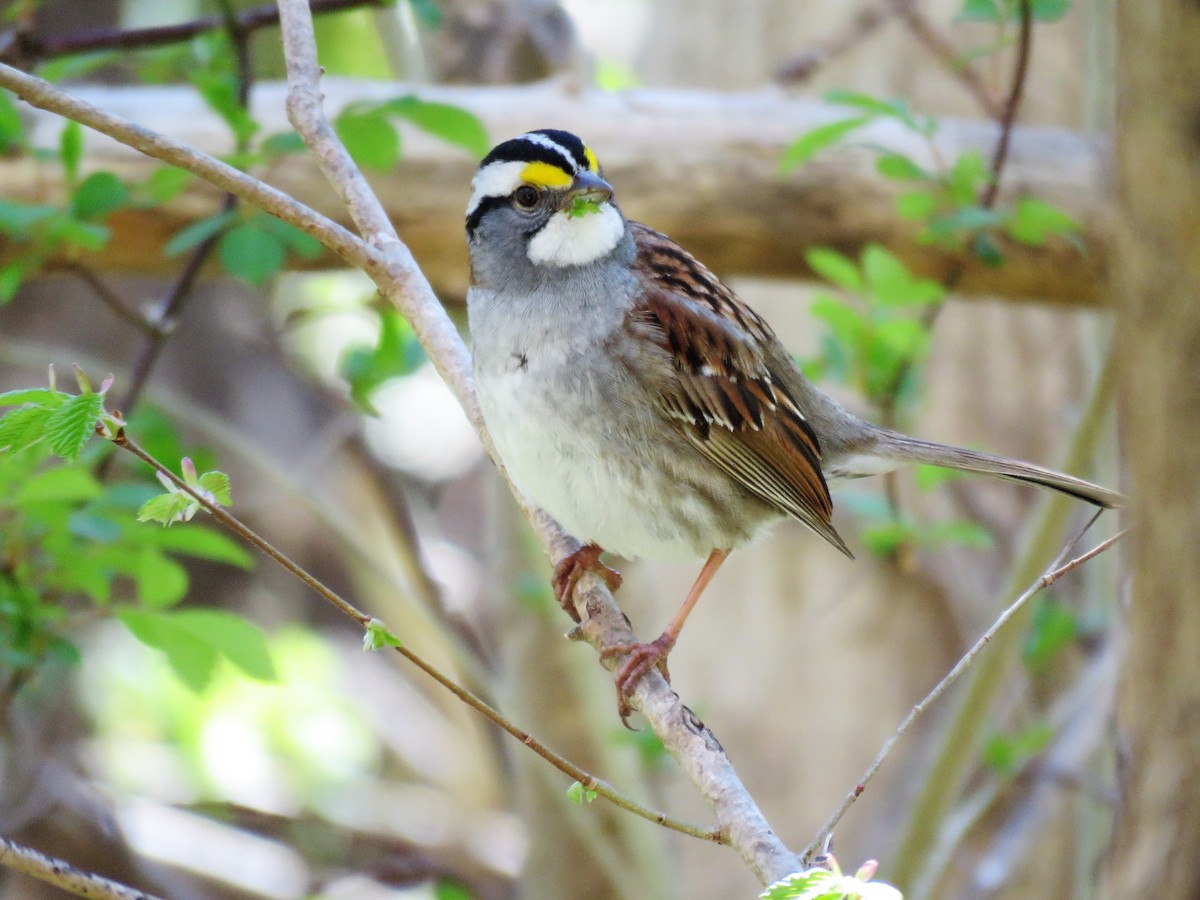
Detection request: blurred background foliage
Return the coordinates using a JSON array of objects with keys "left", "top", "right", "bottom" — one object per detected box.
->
[{"left": 0, "top": 1, "right": 1121, "bottom": 898}]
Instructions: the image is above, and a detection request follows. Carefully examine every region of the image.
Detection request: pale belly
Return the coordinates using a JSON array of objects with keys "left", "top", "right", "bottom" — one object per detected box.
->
[{"left": 476, "top": 352, "right": 775, "bottom": 560}]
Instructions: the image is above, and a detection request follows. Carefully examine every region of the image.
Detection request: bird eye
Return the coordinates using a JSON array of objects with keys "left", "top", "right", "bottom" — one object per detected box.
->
[{"left": 513, "top": 185, "right": 540, "bottom": 209}]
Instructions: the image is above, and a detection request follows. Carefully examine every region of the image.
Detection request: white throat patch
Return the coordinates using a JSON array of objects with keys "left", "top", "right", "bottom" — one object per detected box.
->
[{"left": 527, "top": 204, "right": 625, "bottom": 267}]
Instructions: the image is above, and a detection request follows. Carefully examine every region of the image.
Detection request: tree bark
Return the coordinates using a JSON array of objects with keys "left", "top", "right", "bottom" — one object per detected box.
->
[
  {"left": 13, "top": 80, "right": 1110, "bottom": 305},
  {"left": 1101, "top": 1, "right": 1200, "bottom": 896}
]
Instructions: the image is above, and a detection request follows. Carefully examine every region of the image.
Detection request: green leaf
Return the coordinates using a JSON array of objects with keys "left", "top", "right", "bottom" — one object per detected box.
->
[
  {"left": 45, "top": 392, "right": 104, "bottom": 460},
  {"left": 780, "top": 116, "right": 871, "bottom": 171},
  {"left": 433, "top": 881, "right": 473, "bottom": 900},
  {"left": 874, "top": 318, "right": 929, "bottom": 361},
  {"left": 805, "top": 247, "right": 862, "bottom": 291},
  {"left": 118, "top": 608, "right": 275, "bottom": 690},
  {"left": 141, "top": 525, "right": 253, "bottom": 569},
  {"left": 336, "top": 108, "right": 401, "bottom": 171},
  {"left": 1030, "top": 0, "right": 1071, "bottom": 21},
  {"left": 923, "top": 520, "right": 994, "bottom": 549},
  {"left": 255, "top": 215, "right": 325, "bottom": 260},
  {"left": 218, "top": 222, "right": 286, "bottom": 285},
  {"left": 1023, "top": 595, "right": 1077, "bottom": 670},
  {"left": 0, "top": 260, "right": 29, "bottom": 304},
  {"left": 197, "top": 471, "right": 232, "bottom": 506},
  {"left": 143, "top": 166, "right": 192, "bottom": 204},
  {"left": 15, "top": 467, "right": 102, "bottom": 504},
  {"left": 260, "top": 131, "right": 307, "bottom": 156},
  {"left": 914, "top": 464, "right": 967, "bottom": 492},
  {"left": 164, "top": 210, "right": 236, "bottom": 258},
  {"left": 971, "top": 232, "right": 1006, "bottom": 266},
  {"left": 1005, "top": 197, "right": 1079, "bottom": 246},
  {"left": 190, "top": 70, "right": 258, "bottom": 145},
  {"left": 984, "top": 722, "right": 1054, "bottom": 775},
  {"left": 862, "top": 245, "right": 944, "bottom": 305},
  {"left": 60, "top": 120, "right": 83, "bottom": 184},
  {"left": 36, "top": 51, "right": 122, "bottom": 83},
  {"left": 0, "top": 200, "right": 59, "bottom": 237},
  {"left": 409, "top": 0, "right": 442, "bottom": 28},
  {"left": 810, "top": 295, "right": 868, "bottom": 352},
  {"left": 363, "top": 618, "right": 403, "bottom": 651},
  {"left": 861, "top": 520, "right": 917, "bottom": 557},
  {"left": 827, "top": 90, "right": 934, "bottom": 136},
  {"left": 46, "top": 215, "right": 109, "bottom": 251},
  {"left": 0, "top": 405, "right": 54, "bottom": 453},
  {"left": 118, "top": 608, "right": 219, "bottom": 692},
  {"left": 0, "top": 388, "right": 66, "bottom": 408},
  {"left": 383, "top": 96, "right": 489, "bottom": 157},
  {"left": 67, "top": 511, "right": 122, "bottom": 542},
  {"left": 958, "top": 0, "right": 1000, "bottom": 21},
  {"left": 947, "top": 150, "right": 990, "bottom": 205},
  {"left": 137, "top": 492, "right": 195, "bottom": 526},
  {"left": 71, "top": 172, "right": 130, "bottom": 220},
  {"left": 566, "top": 781, "right": 597, "bottom": 804},
  {"left": 896, "top": 190, "right": 937, "bottom": 221},
  {"left": 759, "top": 868, "right": 839, "bottom": 899},
  {"left": 876, "top": 153, "right": 926, "bottom": 181},
  {"left": 134, "top": 548, "right": 190, "bottom": 608},
  {"left": 169, "top": 609, "right": 276, "bottom": 681},
  {"left": 0, "top": 90, "right": 24, "bottom": 151},
  {"left": 341, "top": 309, "right": 426, "bottom": 413}
]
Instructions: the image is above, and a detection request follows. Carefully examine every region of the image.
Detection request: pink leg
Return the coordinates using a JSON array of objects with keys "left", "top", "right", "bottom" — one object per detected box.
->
[
  {"left": 601, "top": 548, "right": 731, "bottom": 725},
  {"left": 552, "top": 543, "right": 622, "bottom": 622}
]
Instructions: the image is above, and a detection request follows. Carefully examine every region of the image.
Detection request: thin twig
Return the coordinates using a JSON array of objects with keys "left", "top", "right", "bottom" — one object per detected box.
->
[
  {"left": 979, "top": 0, "right": 1033, "bottom": 208},
  {"left": 45, "top": 261, "right": 159, "bottom": 335},
  {"left": 0, "top": 836, "right": 162, "bottom": 900},
  {"left": 889, "top": 0, "right": 1004, "bottom": 119},
  {"left": 113, "top": 432, "right": 719, "bottom": 843},
  {"left": 0, "top": 0, "right": 383, "bottom": 64},
  {"left": 802, "top": 520, "right": 1125, "bottom": 862},
  {"left": 776, "top": 7, "right": 896, "bottom": 85}
]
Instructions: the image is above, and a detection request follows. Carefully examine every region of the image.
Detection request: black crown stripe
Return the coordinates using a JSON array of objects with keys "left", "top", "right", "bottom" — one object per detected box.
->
[
  {"left": 479, "top": 137, "right": 577, "bottom": 175},
  {"left": 528, "top": 129, "right": 590, "bottom": 171}
]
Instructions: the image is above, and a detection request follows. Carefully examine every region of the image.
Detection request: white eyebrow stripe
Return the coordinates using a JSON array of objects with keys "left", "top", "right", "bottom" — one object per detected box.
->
[
  {"left": 520, "top": 132, "right": 579, "bottom": 172},
  {"left": 465, "top": 160, "right": 527, "bottom": 217}
]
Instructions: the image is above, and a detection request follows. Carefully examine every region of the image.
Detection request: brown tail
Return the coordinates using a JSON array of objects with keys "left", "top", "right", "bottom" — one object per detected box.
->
[{"left": 869, "top": 433, "right": 1123, "bottom": 508}]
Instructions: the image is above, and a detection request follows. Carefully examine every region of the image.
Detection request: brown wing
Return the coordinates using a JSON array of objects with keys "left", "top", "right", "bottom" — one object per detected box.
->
[{"left": 627, "top": 223, "right": 852, "bottom": 557}]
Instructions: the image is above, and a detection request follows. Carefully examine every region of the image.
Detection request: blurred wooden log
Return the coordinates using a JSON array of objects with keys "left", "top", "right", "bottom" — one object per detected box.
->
[{"left": 15, "top": 79, "right": 1109, "bottom": 305}]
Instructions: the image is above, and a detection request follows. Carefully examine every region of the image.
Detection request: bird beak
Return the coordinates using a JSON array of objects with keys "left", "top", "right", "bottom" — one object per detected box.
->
[{"left": 560, "top": 170, "right": 614, "bottom": 209}]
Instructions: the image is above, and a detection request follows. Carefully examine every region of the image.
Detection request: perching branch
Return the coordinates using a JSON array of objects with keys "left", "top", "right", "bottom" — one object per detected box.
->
[
  {"left": 0, "top": 836, "right": 163, "bottom": 900},
  {"left": 273, "top": 0, "right": 800, "bottom": 881}
]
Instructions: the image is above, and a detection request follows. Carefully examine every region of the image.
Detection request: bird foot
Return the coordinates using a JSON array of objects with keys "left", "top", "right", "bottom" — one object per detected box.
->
[
  {"left": 551, "top": 543, "right": 622, "bottom": 622},
  {"left": 600, "top": 633, "right": 674, "bottom": 727}
]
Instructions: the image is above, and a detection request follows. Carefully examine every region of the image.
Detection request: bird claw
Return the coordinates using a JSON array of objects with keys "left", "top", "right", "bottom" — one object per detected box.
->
[
  {"left": 551, "top": 543, "right": 622, "bottom": 622},
  {"left": 600, "top": 634, "right": 674, "bottom": 727}
]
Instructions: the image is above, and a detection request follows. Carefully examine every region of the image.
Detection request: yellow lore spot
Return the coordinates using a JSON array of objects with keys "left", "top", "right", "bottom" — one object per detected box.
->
[
  {"left": 583, "top": 145, "right": 599, "bottom": 173},
  {"left": 519, "top": 161, "right": 573, "bottom": 188}
]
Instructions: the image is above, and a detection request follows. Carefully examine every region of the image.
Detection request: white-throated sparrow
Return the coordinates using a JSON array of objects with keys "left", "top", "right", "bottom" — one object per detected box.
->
[{"left": 465, "top": 129, "right": 1120, "bottom": 720}]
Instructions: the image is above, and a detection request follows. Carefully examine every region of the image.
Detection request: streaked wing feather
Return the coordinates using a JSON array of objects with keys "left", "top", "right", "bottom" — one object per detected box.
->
[{"left": 627, "top": 223, "right": 851, "bottom": 557}]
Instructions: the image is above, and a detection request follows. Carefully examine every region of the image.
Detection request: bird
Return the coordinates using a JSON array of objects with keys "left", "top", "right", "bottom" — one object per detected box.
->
[{"left": 463, "top": 128, "right": 1121, "bottom": 721}]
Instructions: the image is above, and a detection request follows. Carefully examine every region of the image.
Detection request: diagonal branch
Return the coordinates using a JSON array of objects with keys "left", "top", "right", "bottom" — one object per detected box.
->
[{"left": 273, "top": 0, "right": 800, "bottom": 881}]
